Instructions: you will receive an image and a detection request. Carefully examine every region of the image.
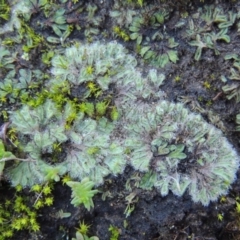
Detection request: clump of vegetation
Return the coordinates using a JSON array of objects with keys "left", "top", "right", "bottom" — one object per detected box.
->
[
  {"left": 8, "top": 98, "right": 126, "bottom": 186},
  {"left": 0, "top": 0, "right": 11, "bottom": 23},
  {"left": 0, "top": 42, "right": 165, "bottom": 200},
  {"left": 129, "top": 8, "right": 168, "bottom": 44},
  {"left": 109, "top": 225, "right": 120, "bottom": 240},
  {"left": 50, "top": 41, "right": 137, "bottom": 89},
  {"left": 0, "top": 182, "right": 55, "bottom": 239},
  {"left": 124, "top": 100, "right": 239, "bottom": 206},
  {"left": 0, "top": 67, "right": 46, "bottom": 107},
  {"left": 221, "top": 54, "right": 240, "bottom": 103},
  {"left": 72, "top": 220, "right": 99, "bottom": 240},
  {"left": 112, "top": 26, "right": 130, "bottom": 42},
  {"left": 67, "top": 178, "right": 98, "bottom": 211},
  {"left": 0, "top": 40, "right": 236, "bottom": 209},
  {"left": 140, "top": 35, "right": 179, "bottom": 68},
  {"left": 185, "top": 5, "right": 236, "bottom": 60}
]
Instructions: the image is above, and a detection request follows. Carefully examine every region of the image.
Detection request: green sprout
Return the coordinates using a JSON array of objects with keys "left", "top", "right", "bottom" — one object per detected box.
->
[
  {"left": 0, "top": 0, "right": 11, "bottom": 22},
  {"left": 217, "top": 213, "right": 223, "bottom": 221},
  {"left": 109, "top": 225, "right": 120, "bottom": 240},
  {"left": 67, "top": 178, "right": 98, "bottom": 211},
  {"left": 140, "top": 36, "right": 179, "bottom": 68},
  {"left": 222, "top": 54, "right": 240, "bottom": 102}
]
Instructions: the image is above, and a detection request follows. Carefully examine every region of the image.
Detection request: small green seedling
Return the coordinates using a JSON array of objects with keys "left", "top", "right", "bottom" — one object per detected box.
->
[{"left": 67, "top": 178, "right": 98, "bottom": 211}]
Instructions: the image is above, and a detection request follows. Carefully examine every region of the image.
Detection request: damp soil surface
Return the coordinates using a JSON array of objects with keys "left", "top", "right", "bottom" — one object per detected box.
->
[
  {"left": 3, "top": 168, "right": 240, "bottom": 240},
  {"left": 2, "top": 0, "right": 240, "bottom": 239}
]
